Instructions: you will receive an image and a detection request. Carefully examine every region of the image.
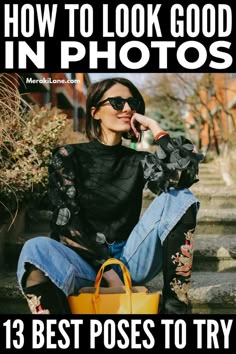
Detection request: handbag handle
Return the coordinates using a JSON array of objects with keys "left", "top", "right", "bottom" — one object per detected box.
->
[{"left": 94, "top": 258, "right": 132, "bottom": 295}]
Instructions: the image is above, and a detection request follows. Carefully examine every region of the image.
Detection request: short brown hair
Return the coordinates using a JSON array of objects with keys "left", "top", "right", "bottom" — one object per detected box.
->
[{"left": 85, "top": 77, "right": 145, "bottom": 142}]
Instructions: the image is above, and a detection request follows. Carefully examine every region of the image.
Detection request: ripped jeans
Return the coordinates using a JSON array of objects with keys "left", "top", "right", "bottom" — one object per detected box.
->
[{"left": 17, "top": 188, "right": 199, "bottom": 296}]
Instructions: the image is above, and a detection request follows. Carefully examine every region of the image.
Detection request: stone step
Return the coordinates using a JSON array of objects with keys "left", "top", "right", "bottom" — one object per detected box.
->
[
  {"left": 198, "top": 171, "right": 222, "bottom": 179},
  {"left": 196, "top": 180, "right": 226, "bottom": 187},
  {"left": 196, "top": 208, "right": 236, "bottom": 234},
  {"left": 3, "top": 232, "right": 50, "bottom": 271},
  {"left": 198, "top": 162, "right": 220, "bottom": 171},
  {"left": 142, "top": 203, "right": 236, "bottom": 235},
  {"left": 189, "top": 272, "right": 236, "bottom": 314},
  {"left": 198, "top": 180, "right": 226, "bottom": 187},
  {"left": 197, "top": 162, "right": 234, "bottom": 187},
  {"left": 193, "top": 234, "right": 236, "bottom": 272},
  {"left": 3, "top": 232, "right": 236, "bottom": 275},
  {"left": 0, "top": 270, "right": 235, "bottom": 314},
  {"left": 146, "top": 271, "right": 236, "bottom": 314},
  {"left": 190, "top": 187, "right": 236, "bottom": 209},
  {"left": 0, "top": 272, "right": 30, "bottom": 314},
  {"left": 197, "top": 164, "right": 223, "bottom": 180},
  {"left": 198, "top": 170, "right": 221, "bottom": 176},
  {"left": 143, "top": 188, "right": 236, "bottom": 209}
]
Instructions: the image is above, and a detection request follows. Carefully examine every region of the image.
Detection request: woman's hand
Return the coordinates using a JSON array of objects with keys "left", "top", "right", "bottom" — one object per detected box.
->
[
  {"left": 102, "top": 269, "right": 124, "bottom": 287},
  {"left": 130, "top": 113, "right": 163, "bottom": 139}
]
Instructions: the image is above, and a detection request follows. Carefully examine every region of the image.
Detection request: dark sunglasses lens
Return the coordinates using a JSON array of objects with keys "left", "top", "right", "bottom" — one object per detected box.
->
[
  {"left": 109, "top": 97, "right": 140, "bottom": 110},
  {"left": 109, "top": 97, "right": 125, "bottom": 110},
  {"left": 128, "top": 98, "right": 140, "bottom": 110}
]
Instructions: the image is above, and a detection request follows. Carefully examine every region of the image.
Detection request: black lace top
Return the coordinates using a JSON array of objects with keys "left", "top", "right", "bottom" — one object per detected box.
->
[{"left": 48, "top": 135, "right": 203, "bottom": 269}]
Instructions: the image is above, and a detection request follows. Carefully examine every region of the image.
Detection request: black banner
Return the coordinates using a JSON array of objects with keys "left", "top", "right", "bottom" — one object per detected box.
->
[
  {"left": 0, "top": 315, "right": 235, "bottom": 353},
  {"left": 0, "top": 0, "right": 235, "bottom": 72}
]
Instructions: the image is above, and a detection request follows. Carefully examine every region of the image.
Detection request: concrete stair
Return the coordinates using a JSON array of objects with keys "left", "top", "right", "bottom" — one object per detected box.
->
[
  {"left": 0, "top": 160, "right": 236, "bottom": 314},
  {"left": 146, "top": 271, "right": 236, "bottom": 314},
  {"left": 145, "top": 160, "right": 236, "bottom": 313},
  {"left": 193, "top": 234, "right": 236, "bottom": 272},
  {"left": 187, "top": 161, "right": 236, "bottom": 313}
]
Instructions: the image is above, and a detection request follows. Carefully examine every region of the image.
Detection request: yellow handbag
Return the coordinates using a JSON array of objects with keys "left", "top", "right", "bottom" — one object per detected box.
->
[{"left": 68, "top": 258, "right": 160, "bottom": 314}]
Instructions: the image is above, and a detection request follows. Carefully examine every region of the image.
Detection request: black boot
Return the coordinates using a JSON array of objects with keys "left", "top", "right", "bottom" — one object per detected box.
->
[
  {"left": 24, "top": 281, "right": 72, "bottom": 314},
  {"left": 160, "top": 204, "right": 197, "bottom": 314}
]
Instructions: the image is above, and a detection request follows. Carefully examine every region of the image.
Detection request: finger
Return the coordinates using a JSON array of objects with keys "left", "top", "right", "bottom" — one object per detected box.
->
[
  {"left": 139, "top": 125, "right": 148, "bottom": 131},
  {"left": 130, "top": 116, "right": 140, "bottom": 138},
  {"left": 130, "top": 116, "right": 136, "bottom": 131},
  {"left": 70, "top": 230, "right": 80, "bottom": 236}
]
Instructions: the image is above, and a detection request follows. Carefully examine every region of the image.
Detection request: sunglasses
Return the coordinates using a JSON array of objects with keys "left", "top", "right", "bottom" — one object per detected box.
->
[{"left": 96, "top": 96, "right": 140, "bottom": 111}]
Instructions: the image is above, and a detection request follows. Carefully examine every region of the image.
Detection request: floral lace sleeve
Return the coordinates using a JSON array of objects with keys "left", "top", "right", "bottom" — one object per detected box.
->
[
  {"left": 142, "top": 135, "right": 204, "bottom": 194},
  {"left": 48, "top": 145, "right": 110, "bottom": 269},
  {"left": 48, "top": 145, "right": 78, "bottom": 230}
]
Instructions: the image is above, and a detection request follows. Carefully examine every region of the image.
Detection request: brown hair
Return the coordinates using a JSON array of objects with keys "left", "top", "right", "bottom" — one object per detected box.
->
[{"left": 85, "top": 77, "right": 145, "bottom": 142}]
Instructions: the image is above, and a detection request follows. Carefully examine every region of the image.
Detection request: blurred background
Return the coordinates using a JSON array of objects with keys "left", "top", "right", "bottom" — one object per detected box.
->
[
  {"left": 1, "top": 72, "right": 236, "bottom": 217},
  {"left": 0, "top": 71, "right": 236, "bottom": 314},
  {"left": 1, "top": 71, "right": 236, "bottom": 217}
]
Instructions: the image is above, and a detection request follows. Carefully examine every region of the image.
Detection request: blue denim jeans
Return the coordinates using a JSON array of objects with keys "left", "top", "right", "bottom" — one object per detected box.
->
[{"left": 17, "top": 188, "right": 199, "bottom": 296}]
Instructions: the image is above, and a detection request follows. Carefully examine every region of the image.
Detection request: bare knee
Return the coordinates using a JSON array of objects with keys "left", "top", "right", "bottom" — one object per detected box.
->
[{"left": 25, "top": 267, "right": 48, "bottom": 287}]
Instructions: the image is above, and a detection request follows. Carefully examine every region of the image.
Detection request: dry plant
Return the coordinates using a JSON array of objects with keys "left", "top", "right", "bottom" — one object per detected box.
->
[{"left": 0, "top": 73, "right": 67, "bottom": 228}]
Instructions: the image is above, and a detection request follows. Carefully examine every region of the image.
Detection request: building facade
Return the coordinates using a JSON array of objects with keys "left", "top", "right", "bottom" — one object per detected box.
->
[
  {"left": 17, "top": 72, "right": 91, "bottom": 134},
  {"left": 185, "top": 73, "right": 236, "bottom": 156}
]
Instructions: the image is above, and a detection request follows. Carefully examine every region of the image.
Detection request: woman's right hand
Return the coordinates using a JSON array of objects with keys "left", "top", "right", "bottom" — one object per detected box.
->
[{"left": 131, "top": 113, "right": 163, "bottom": 139}]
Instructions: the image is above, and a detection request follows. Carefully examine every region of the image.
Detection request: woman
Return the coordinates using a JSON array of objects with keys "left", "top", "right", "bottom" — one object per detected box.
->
[{"left": 17, "top": 77, "right": 203, "bottom": 314}]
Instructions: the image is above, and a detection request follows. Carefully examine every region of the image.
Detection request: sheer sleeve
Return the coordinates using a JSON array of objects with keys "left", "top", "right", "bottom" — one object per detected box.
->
[
  {"left": 48, "top": 145, "right": 110, "bottom": 269},
  {"left": 48, "top": 145, "right": 79, "bottom": 234},
  {"left": 142, "top": 135, "right": 204, "bottom": 194}
]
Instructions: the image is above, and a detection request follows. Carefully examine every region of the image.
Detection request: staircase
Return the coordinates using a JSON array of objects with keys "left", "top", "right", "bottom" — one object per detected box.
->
[
  {"left": 146, "top": 160, "right": 236, "bottom": 314},
  {"left": 0, "top": 160, "right": 236, "bottom": 314}
]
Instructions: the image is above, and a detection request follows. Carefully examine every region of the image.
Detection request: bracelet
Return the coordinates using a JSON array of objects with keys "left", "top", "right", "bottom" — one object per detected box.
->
[{"left": 154, "top": 131, "right": 169, "bottom": 141}]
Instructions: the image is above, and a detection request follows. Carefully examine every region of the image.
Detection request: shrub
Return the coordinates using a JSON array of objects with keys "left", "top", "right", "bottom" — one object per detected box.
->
[{"left": 0, "top": 73, "right": 67, "bottom": 224}]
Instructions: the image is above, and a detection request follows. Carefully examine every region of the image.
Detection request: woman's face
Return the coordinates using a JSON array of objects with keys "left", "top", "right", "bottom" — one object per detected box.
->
[{"left": 92, "top": 83, "right": 137, "bottom": 139}]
